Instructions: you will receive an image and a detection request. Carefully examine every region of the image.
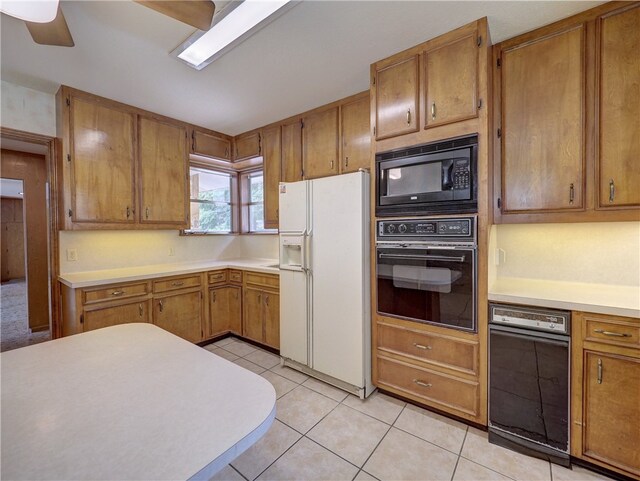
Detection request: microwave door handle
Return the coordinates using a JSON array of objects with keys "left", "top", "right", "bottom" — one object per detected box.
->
[
  {"left": 379, "top": 253, "right": 466, "bottom": 263},
  {"left": 442, "top": 162, "right": 454, "bottom": 190}
]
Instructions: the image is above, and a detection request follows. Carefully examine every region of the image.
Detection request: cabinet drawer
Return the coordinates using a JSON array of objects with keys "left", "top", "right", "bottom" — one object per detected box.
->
[
  {"left": 84, "top": 299, "right": 151, "bottom": 331},
  {"left": 377, "top": 322, "right": 478, "bottom": 376},
  {"left": 584, "top": 315, "right": 640, "bottom": 350},
  {"left": 228, "top": 270, "right": 243, "bottom": 284},
  {"left": 153, "top": 275, "right": 201, "bottom": 293},
  {"left": 377, "top": 355, "right": 479, "bottom": 416},
  {"left": 245, "top": 271, "right": 279, "bottom": 289},
  {"left": 83, "top": 282, "right": 150, "bottom": 305},
  {"left": 208, "top": 270, "right": 228, "bottom": 285}
]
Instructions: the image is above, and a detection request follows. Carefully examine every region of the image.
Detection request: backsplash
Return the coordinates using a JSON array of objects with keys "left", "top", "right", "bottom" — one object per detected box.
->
[
  {"left": 489, "top": 222, "right": 640, "bottom": 287},
  {"left": 59, "top": 231, "right": 279, "bottom": 273}
]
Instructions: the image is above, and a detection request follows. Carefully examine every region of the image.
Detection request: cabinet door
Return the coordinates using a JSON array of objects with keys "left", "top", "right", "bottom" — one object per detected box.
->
[
  {"left": 425, "top": 32, "right": 478, "bottom": 128},
  {"left": 243, "top": 287, "right": 264, "bottom": 343},
  {"left": 597, "top": 4, "right": 640, "bottom": 208},
  {"left": 154, "top": 290, "right": 202, "bottom": 343},
  {"left": 139, "top": 117, "right": 188, "bottom": 226},
  {"left": 209, "top": 287, "right": 230, "bottom": 337},
  {"left": 84, "top": 299, "right": 150, "bottom": 332},
  {"left": 192, "top": 129, "right": 231, "bottom": 161},
  {"left": 263, "top": 291, "right": 279, "bottom": 349},
  {"left": 262, "top": 125, "right": 281, "bottom": 229},
  {"left": 281, "top": 119, "right": 303, "bottom": 182},
  {"left": 501, "top": 26, "right": 585, "bottom": 213},
  {"left": 234, "top": 131, "right": 261, "bottom": 161},
  {"left": 70, "top": 97, "right": 136, "bottom": 223},
  {"left": 341, "top": 96, "right": 371, "bottom": 173},
  {"left": 228, "top": 286, "right": 242, "bottom": 335},
  {"left": 583, "top": 352, "right": 640, "bottom": 476},
  {"left": 303, "top": 107, "right": 339, "bottom": 179},
  {"left": 374, "top": 55, "right": 419, "bottom": 140}
]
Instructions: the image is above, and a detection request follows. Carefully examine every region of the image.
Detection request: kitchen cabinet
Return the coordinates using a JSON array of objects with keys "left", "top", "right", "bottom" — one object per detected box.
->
[
  {"left": 373, "top": 55, "right": 419, "bottom": 140},
  {"left": 209, "top": 286, "right": 241, "bottom": 337},
  {"left": 341, "top": 95, "right": 371, "bottom": 173},
  {"left": 499, "top": 25, "right": 585, "bottom": 213},
  {"left": 138, "top": 116, "right": 189, "bottom": 227},
  {"left": 596, "top": 4, "right": 640, "bottom": 209},
  {"left": 281, "top": 119, "right": 303, "bottom": 182},
  {"left": 303, "top": 107, "right": 339, "bottom": 179},
  {"left": 424, "top": 29, "right": 479, "bottom": 129},
  {"left": 84, "top": 299, "right": 151, "bottom": 331},
  {"left": 191, "top": 128, "right": 232, "bottom": 161},
  {"left": 262, "top": 125, "right": 281, "bottom": 229},
  {"left": 67, "top": 94, "right": 136, "bottom": 224},
  {"left": 234, "top": 131, "right": 261, "bottom": 161},
  {"left": 154, "top": 290, "right": 203, "bottom": 343},
  {"left": 571, "top": 311, "right": 640, "bottom": 479},
  {"left": 243, "top": 272, "right": 280, "bottom": 349}
]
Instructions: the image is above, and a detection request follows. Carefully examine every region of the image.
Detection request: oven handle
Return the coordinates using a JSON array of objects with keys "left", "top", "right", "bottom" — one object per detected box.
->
[{"left": 379, "top": 253, "right": 466, "bottom": 263}]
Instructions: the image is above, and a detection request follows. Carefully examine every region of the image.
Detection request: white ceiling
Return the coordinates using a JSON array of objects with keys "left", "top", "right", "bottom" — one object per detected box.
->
[{"left": 1, "top": 1, "right": 604, "bottom": 136}]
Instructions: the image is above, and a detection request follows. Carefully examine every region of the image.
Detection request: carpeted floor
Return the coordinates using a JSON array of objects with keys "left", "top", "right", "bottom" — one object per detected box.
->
[{"left": 1, "top": 279, "right": 50, "bottom": 352}]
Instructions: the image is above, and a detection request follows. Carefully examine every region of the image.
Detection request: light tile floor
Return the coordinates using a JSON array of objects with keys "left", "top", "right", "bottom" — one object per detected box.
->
[{"left": 203, "top": 337, "right": 616, "bottom": 481}]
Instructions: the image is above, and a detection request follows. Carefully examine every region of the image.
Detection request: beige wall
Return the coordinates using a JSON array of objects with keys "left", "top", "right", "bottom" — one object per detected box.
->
[
  {"left": 0, "top": 80, "right": 56, "bottom": 137},
  {"left": 59, "top": 231, "right": 279, "bottom": 274},
  {"left": 489, "top": 222, "right": 640, "bottom": 288}
]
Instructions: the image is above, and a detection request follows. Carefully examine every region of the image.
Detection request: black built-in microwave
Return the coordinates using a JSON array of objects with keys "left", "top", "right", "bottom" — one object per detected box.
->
[{"left": 376, "top": 135, "right": 478, "bottom": 216}]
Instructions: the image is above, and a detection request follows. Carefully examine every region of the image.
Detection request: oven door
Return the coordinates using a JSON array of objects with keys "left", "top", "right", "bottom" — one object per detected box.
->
[{"left": 376, "top": 244, "right": 476, "bottom": 331}]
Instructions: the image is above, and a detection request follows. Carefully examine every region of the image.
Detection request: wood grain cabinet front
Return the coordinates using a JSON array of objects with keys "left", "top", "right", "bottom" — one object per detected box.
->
[
  {"left": 153, "top": 289, "right": 203, "bottom": 343},
  {"left": 340, "top": 95, "right": 371, "bottom": 174},
  {"left": 191, "top": 128, "right": 232, "bottom": 161},
  {"left": 262, "top": 125, "right": 282, "bottom": 229},
  {"left": 234, "top": 131, "right": 261, "bottom": 161},
  {"left": 303, "top": 107, "right": 340, "bottom": 179},
  {"left": 83, "top": 299, "right": 151, "bottom": 332},
  {"left": 209, "top": 286, "right": 242, "bottom": 337},
  {"left": 281, "top": 119, "right": 303, "bottom": 182},
  {"left": 243, "top": 272, "right": 280, "bottom": 349}
]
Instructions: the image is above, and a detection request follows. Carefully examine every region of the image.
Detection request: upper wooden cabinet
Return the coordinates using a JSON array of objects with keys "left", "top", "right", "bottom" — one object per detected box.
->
[
  {"left": 262, "top": 125, "right": 281, "bottom": 229},
  {"left": 191, "top": 128, "right": 232, "bottom": 161},
  {"left": 138, "top": 117, "right": 189, "bottom": 227},
  {"left": 281, "top": 118, "right": 303, "bottom": 182},
  {"left": 68, "top": 95, "right": 136, "bottom": 224},
  {"left": 303, "top": 107, "right": 339, "bottom": 179},
  {"left": 341, "top": 95, "right": 371, "bottom": 173},
  {"left": 234, "top": 131, "right": 261, "bottom": 161},
  {"left": 500, "top": 25, "right": 585, "bottom": 214},
  {"left": 424, "top": 29, "right": 479, "bottom": 129},
  {"left": 596, "top": 4, "right": 640, "bottom": 210},
  {"left": 374, "top": 55, "right": 420, "bottom": 140}
]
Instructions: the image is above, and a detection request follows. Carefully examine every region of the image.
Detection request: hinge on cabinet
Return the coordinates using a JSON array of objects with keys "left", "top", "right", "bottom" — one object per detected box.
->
[
  {"left": 497, "top": 128, "right": 502, "bottom": 138},
  {"left": 372, "top": 76, "right": 376, "bottom": 86},
  {"left": 300, "top": 120, "right": 304, "bottom": 129},
  {"left": 477, "top": 36, "right": 482, "bottom": 47},
  {"left": 497, "top": 198, "right": 502, "bottom": 209},
  {"left": 67, "top": 154, "right": 71, "bottom": 162},
  {"left": 66, "top": 97, "right": 70, "bottom": 107},
  {"left": 497, "top": 58, "right": 501, "bottom": 68},
  {"left": 68, "top": 209, "right": 72, "bottom": 218},
  {"left": 373, "top": 125, "right": 376, "bottom": 136},
  {"left": 477, "top": 99, "right": 482, "bottom": 110}
]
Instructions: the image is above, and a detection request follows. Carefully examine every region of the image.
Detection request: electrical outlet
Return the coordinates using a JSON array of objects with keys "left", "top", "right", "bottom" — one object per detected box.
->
[
  {"left": 168, "top": 246, "right": 175, "bottom": 256},
  {"left": 67, "top": 248, "right": 78, "bottom": 262}
]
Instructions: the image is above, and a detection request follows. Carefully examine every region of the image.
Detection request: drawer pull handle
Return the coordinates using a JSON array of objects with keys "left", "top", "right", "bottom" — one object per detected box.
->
[
  {"left": 594, "top": 329, "right": 630, "bottom": 338},
  {"left": 111, "top": 290, "right": 124, "bottom": 296},
  {"left": 597, "top": 358, "right": 603, "bottom": 384},
  {"left": 413, "top": 343, "right": 432, "bottom": 350},
  {"left": 413, "top": 379, "right": 432, "bottom": 388},
  {"left": 139, "top": 304, "right": 143, "bottom": 317},
  {"left": 431, "top": 102, "right": 436, "bottom": 120},
  {"left": 171, "top": 281, "right": 185, "bottom": 287},
  {"left": 159, "top": 300, "right": 163, "bottom": 312},
  {"left": 609, "top": 179, "right": 615, "bottom": 203}
]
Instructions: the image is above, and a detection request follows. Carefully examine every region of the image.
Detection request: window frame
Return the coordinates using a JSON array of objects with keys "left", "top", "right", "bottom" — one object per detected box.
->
[{"left": 239, "top": 168, "right": 277, "bottom": 234}]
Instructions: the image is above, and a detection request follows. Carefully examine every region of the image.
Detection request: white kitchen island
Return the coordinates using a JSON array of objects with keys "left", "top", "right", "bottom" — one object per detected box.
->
[{"left": 0, "top": 323, "right": 276, "bottom": 481}]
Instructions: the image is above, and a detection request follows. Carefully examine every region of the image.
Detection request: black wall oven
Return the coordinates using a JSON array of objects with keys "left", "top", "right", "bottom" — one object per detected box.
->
[
  {"left": 376, "top": 135, "right": 478, "bottom": 216},
  {"left": 376, "top": 216, "right": 477, "bottom": 332}
]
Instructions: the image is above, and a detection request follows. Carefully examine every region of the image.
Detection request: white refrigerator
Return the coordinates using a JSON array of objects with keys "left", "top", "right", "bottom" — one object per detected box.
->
[{"left": 279, "top": 171, "right": 373, "bottom": 398}]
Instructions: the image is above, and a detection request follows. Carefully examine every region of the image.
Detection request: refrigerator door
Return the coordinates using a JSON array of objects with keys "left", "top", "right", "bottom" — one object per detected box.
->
[
  {"left": 279, "top": 180, "right": 308, "bottom": 233},
  {"left": 311, "top": 172, "right": 369, "bottom": 387},
  {"left": 279, "top": 268, "right": 309, "bottom": 366}
]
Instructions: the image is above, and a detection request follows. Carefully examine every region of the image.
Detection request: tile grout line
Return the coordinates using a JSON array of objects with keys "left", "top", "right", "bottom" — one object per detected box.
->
[
  {"left": 449, "top": 429, "right": 468, "bottom": 481},
  {"left": 243, "top": 433, "right": 306, "bottom": 481},
  {"left": 229, "top": 464, "right": 250, "bottom": 481},
  {"left": 357, "top": 418, "right": 395, "bottom": 476}
]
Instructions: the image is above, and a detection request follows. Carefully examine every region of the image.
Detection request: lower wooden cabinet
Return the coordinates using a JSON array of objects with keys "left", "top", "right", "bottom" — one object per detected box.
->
[
  {"left": 243, "top": 273, "right": 280, "bottom": 349},
  {"left": 84, "top": 299, "right": 150, "bottom": 332},
  {"left": 153, "top": 289, "right": 203, "bottom": 343},
  {"left": 572, "top": 311, "right": 640, "bottom": 479},
  {"left": 209, "top": 286, "right": 241, "bottom": 337}
]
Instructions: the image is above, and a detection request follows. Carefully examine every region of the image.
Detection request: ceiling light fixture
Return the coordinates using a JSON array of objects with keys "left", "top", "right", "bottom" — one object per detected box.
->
[
  {"left": 176, "top": 0, "right": 295, "bottom": 70},
  {"left": 0, "top": 0, "right": 58, "bottom": 23}
]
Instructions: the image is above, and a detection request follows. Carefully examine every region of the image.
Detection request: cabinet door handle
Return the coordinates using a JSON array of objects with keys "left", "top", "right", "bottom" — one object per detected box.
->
[
  {"left": 139, "top": 304, "right": 143, "bottom": 317},
  {"left": 111, "top": 290, "right": 124, "bottom": 296},
  {"left": 265, "top": 295, "right": 269, "bottom": 306},
  {"left": 413, "top": 342, "right": 432, "bottom": 350},
  {"left": 594, "top": 328, "right": 630, "bottom": 338},
  {"left": 171, "top": 281, "right": 184, "bottom": 287},
  {"left": 159, "top": 300, "right": 163, "bottom": 312},
  {"left": 330, "top": 160, "right": 334, "bottom": 170},
  {"left": 431, "top": 102, "right": 436, "bottom": 120},
  {"left": 212, "top": 292, "right": 216, "bottom": 302},
  {"left": 126, "top": 206, "right": 131, "bottom": 218},
  {"left": 145, "top": 207, "right": 149, "bottom": 219},
  {"left": 345, "top": 156, "right": 349, "bottom": 168},
  {"left": 597, "top": 358, "right": 602, "bottom": 384},
  {"left": 609, "top": 179, "right": 615, "bottom": 203},
  {"left": 406, "top": 108, "right": 412, "bottom": 125},
  {"left": 569, "top": 183, "right": 574, "bottom": 204},
  {"left": 413, "top": 379, "right": 432, "bottom": 388}
]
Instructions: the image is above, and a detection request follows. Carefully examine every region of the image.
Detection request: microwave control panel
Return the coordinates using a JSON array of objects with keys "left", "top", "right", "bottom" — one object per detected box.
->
[
  {"left": 377, "top": 216, "right": 476, "bottom": 243},
  {"left": 453, "top": 159, "right": 470, "bottom": 190}
]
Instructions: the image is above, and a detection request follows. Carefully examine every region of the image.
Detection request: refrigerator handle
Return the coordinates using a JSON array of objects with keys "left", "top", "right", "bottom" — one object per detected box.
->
[{"left": 303, "top": 231, "right": 312, "bottom": 272}]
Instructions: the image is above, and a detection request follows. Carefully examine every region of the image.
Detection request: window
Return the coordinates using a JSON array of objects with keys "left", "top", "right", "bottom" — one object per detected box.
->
[
  {"left": 241, "top": 170, "right": 276, "bottom": 233},
  {"left": 186, "top": 166, "right": 235, "bottom": 234}
]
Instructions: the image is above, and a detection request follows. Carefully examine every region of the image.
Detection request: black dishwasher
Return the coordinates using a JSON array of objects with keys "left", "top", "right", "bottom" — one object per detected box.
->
[{"left": 489, "top": 303, "right": 571, "bottom": 467}]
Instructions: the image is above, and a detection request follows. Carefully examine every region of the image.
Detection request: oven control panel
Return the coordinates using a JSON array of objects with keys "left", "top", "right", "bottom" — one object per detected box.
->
[
  {"left": 490, "top": 304, "right": 570, "bottom": 335},
  {"left": 377, "top": 216, "right": 475, "bottom": 243}
]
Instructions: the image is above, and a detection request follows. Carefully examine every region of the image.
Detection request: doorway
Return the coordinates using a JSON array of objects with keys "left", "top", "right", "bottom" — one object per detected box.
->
[{"left": 1, "top": 148, "right": 51, "bottom": 351}]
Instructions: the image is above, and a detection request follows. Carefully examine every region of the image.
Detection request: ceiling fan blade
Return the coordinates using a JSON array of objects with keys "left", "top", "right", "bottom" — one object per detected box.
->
[
  {"left": 135, "top": 1, "right": 215, "bottom": 31},
  {"left": 25, "top": 5, "right": 74, "bottom": 47}
]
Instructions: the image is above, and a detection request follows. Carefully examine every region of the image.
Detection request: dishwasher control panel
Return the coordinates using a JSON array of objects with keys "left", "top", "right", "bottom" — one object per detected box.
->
[{"left": 489, "top": 304, "right": 570, "bottom": 335}]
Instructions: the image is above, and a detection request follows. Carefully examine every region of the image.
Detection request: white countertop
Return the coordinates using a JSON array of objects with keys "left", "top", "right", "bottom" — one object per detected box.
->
[
  {"left": 489, "top": 277, "right": 640, "bottom": 318},
  {"left": 0, "top": 323, "right": 276, "bottom": 481},
  {"left": 59, "top": 258, "right": 280, "bottom": 288}
]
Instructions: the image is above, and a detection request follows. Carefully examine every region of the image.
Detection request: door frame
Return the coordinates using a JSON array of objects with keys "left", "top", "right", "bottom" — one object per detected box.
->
[{"left": 1, "top": 127, "right": 62, "bottom": 339}]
